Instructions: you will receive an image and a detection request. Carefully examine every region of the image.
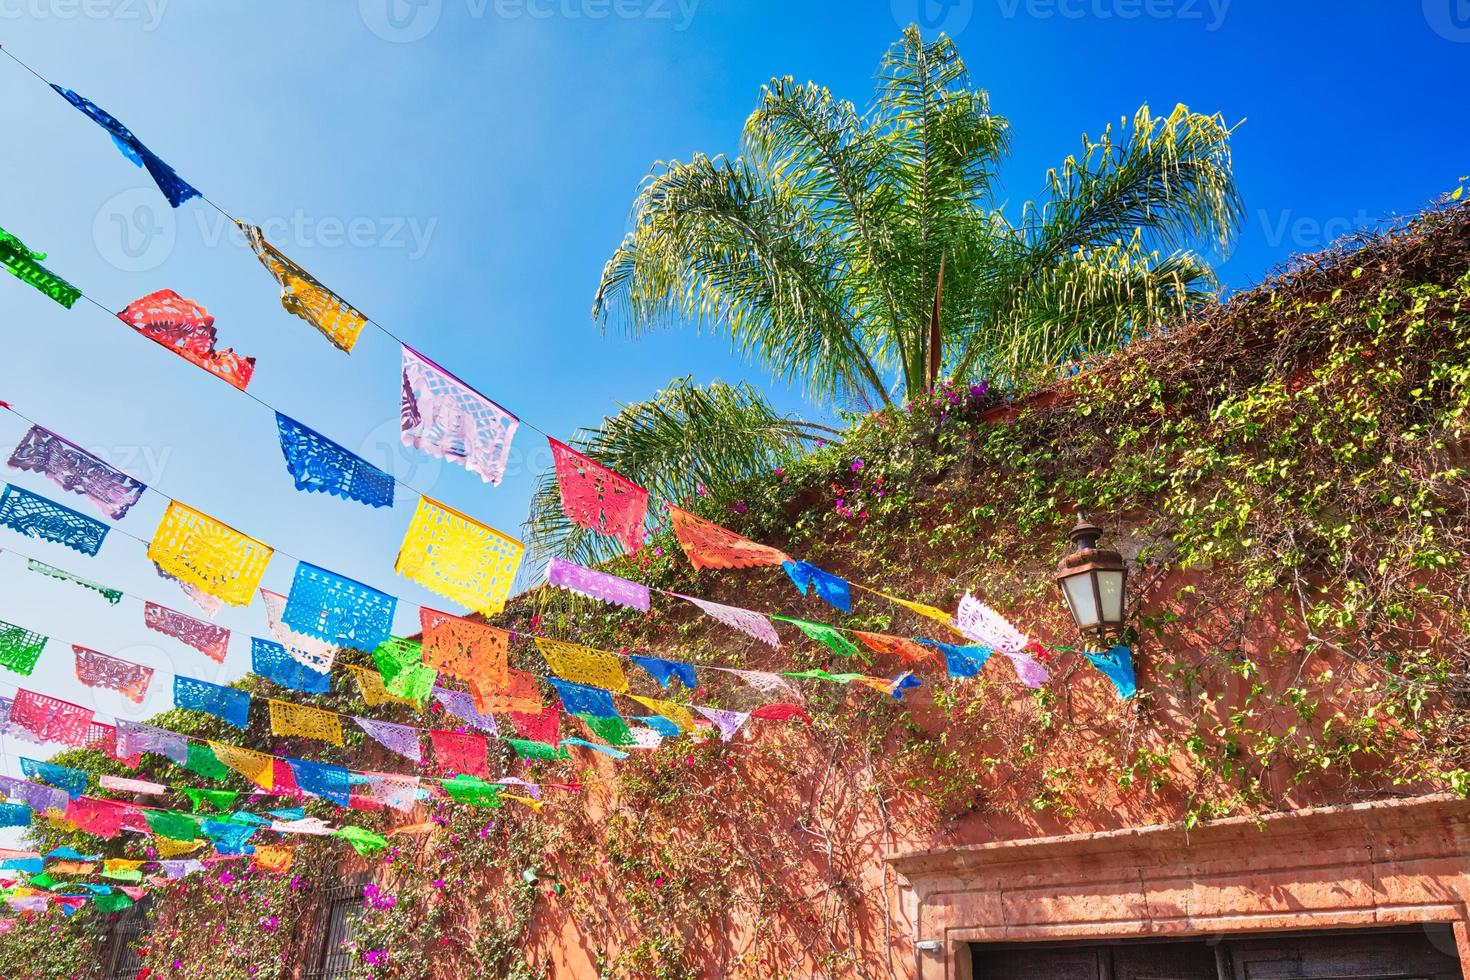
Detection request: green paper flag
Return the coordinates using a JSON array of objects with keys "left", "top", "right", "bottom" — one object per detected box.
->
[
  {"left": 182, "top": 744, "right": 232, "bottom": 782},
  {"left": 442, "top": 774, "right": 504, "bottom": 808},
  {"left": 29, "top": 873, "right": 55, "bottom": 890},
  {"left": 0, "top": 620, "right": 48, "bottom": 676},
  {"left": 578, "top": 713, "right": 634, "bottom": 747},
  {"left": 333, "top": 825, "right": 388, "bottom": 857},
  {"left": 25, "top": 559, "right": 122, "bottom": 604},
  {"left": 0, "top": 225, "right": 81, "bottom": 309},
  {"left": 784, "top": 669, "right": 866, "bottom": 684},
  {"left": 102, "top": 868, "right": 143, "bottom": 883},
  {"left": 774, "top": 616, "right": 860, "bottom": 657},
  {"left": 144, "top": 810, "right": 199, "bottom": 841},
  {"left": 94, "top": 892, "right": 135, "bottom": 914},
  {"left": 505, "top": 738, "right": 568, "bottom": 761},
  {"left": 182, "top": 788, "right": 239, "bottom": 813},
  {"left": 373, "top": 636, "right": 436, "bottom": 704}
]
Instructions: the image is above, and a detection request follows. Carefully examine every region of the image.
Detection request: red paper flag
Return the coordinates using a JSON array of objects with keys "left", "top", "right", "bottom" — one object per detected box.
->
[
  {"left": 9, "top": 689, "right": 94, "bottom": 747},
  {"left": 750, "top": 703, "right": 813, "bottom": 726},
  {"left": 429, "top": 730, "right": 490, "bottom": 779},
  {"left": 117, "top": 290, "right": 256, "bottom": 391},
  {"left": 510, "top": 703, "right": 559, "bottom": 745},
  {"left": 548, "top": 438, "right": 648, "bottom": 555}
]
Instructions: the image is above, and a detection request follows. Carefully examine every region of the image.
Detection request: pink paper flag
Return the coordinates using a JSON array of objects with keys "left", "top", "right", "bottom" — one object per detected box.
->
[
  {"left": 676, "top": 594, "right": 780, "bottom": 648},
  {"left": 73, "top": 645, "right": 154, "bottom": 703},
  {"left": 144, "top": 602, "right": 229, "bottom": 664},
  {"left": 400, "top": 345, "right": 518, "bottom": 485}
]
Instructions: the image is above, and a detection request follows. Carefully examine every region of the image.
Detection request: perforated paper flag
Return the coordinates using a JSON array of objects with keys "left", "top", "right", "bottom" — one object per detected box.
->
[
  {"left": 8, "top": 690, "right": 93, "bottom": 747},
  {"left": 269, "top": 700, "right": 343, "bottom": 745},
  {"left": 260, "top": 589, "right": 339, "bottom": 673},
  {"left": 1003, "top": 650, "right": 1050, "bottom": 689},
  {"left": 716, "top": 667, "right": 799, "bottom": 697},
  {"left": 288, "top": 759, "right": 350, "bottom": 807},
  {"left": 510, "top": 703, "right": 560, "bottom": 745},
  {"left": 144, "top": 602, "right": 229, "bottom": 664},
  {"left": 28, "top": 558, "right": 121, "bottom": 604},
  {"left": 579, "top": 714, "right": 635, "bottom": 747},
  {"left": 628, "top": 695, "right": 694, "bottom": 732},
  {"left": 20, "top": 759, "right": 87, "bottom": 798},
  {"left": 240, "top": 223, "right": 367, "bottom": 352},
  {"left": 419, "top": 607, "right": 509, "bottom": 690},
  {"left": 535, "top": 637, "right": 628, "bottom": 692},
  {"left": 282, "top": 562, "right": 396, "bottom": 650},
  {"left": 148, "top": 501, "right": 272, "bottom": 607},
  {"left": 98, "top": 775, "right": 166, "bottom": 795},
  {"left": 274, "top": 414, "right": 393, "bottom": 509},
  {"left": 442, "top": 775, "right": 503, "bottom": 807},
  {"left": 916, "top": 639, "right": 994, "bottom": 678},
  {"left": 781, "top": 561, "right": 851, "bottom": 612},
  {"left": 628, "top": 655, "right": 696, "bottom": 690},
  {"left": 347, "top": 664, "right": 417, "bottom": 708},
  {"left": 51, "top": 85, "right": 200, "bottom": 207},
  {"left": 471, "top": 669, "right": 541, "bottom": 716},
  {"left": 0, "top": 224, "right": 81, "bottom": 308},
  {"left": 775, "top": 616, "right": 859, "bottom": 657},
  {"left": 853, "top": 632, "right": 941, "bottom": 666},
  {"left": 73, "top": 646, "right": 154, "bottom": 703},
  {"left": 0, "top": 484, "right": 108, "bottom": 556},
  {"left": 546, "top": 557, "right": 651, "bottom": 612},
  {"left": 118, "top": 290, "right": 256, "bottom": 391},
  {"left": 954, "top": 594, "right": 1029, "bottom": 653},
  {"left": 1083, "top": 645, "right": 1136, "bottom": 699},
  {"left": 395, "top": 496, "right": 523, "bottom": 616},
  {"left": 432, "top": 687, "right": 499, "bottom": 734},
  {"left": 400, "top": 345, "right": 518, "bottom": 484},
  {"left": 7, "top": 425, "right": 145, "bottom": 520},
  {"left": 430, "top": 730, "right": 490, "bottom": 779},
  {"left": 548, "top": 438, "right": 648, "bottom": 554},
  {"left": 668, "top": 506, "right": 789, "bottom": 571},
  {"left": 677, "top": 594, "right": 781, "bottom": 648},
  {"left": 360, "top": 772, "right": 419, "bottom": 813},
  {"left": 353, "top": 716, "right": 422, "bottom": 763},
  {"left": 372, "top": 636, "right": 435, "bottom": 704},
  {"left": 0, "top": 620, "right": 47, "bottom": 677},
  {"left": 174, "top": 676, "right": 250, "bottom": 729},
  {"left": 548, "top": 678, "right": 618, "bottom": 719},
  {"left": 116, "top": 720, "right": 187, "bottom": 765},
  {"left": 251, "top": 637, "right": 331, "bottom": 695},
  {"left": 505, "top": 738, "right": 567, "bottom": 761},
  {"left": 693, "top": 706, "right": 748, "bottom": 742},
  {"left": 207, "top": 742, "right": 274, "bottom": 790}
]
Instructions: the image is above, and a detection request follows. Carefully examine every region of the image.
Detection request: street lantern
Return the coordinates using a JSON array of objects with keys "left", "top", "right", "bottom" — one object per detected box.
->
[{"left": 1055, "top": 516, "right": 1127, "bottom": 640}]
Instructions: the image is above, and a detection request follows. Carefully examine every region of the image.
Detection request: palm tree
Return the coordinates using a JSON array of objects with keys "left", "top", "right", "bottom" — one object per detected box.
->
[
  {"left": 594, "top": 26, "right": 1242, "bottom": 404},
  {"left": 528, "top": 27, "right": 1243, "bottom": 564}
]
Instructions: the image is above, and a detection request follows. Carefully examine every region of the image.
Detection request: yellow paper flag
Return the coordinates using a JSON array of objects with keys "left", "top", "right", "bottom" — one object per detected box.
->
[
  {"left": 252, "top": 844, "right": 294, "bottom": 874},
  {"left": 240, "top": 222, "right": 367, "bottom": 353},
  {"left": 208, "top": 741, "right": 275, "bottom": 790},
  {"left": 628, "top": 695, "right": 695, "bottom": 732},
  {"left": 534, "top": 637, "right": 628, "bottom": 693},
  {"left": 269, "top": 699, "right": 344, "bottom": 746},
  {"left": 395, "top": 496, "right": 523, "bottom": 616},
  {"left": 148, "top": 501, "right": 273, "bottom": 607},
  {"left": 348, "top": 664, "right": 418, "bottom": 708},
  {"left": 156, "top": 837, "right": 203, "bottom": 858}
]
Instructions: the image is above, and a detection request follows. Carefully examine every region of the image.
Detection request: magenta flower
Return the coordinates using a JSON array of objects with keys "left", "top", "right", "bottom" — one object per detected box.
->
[
  {"left": 851, "top": 459, "right": 864, "bottom": 471},
  {"left": 261, "top": 916, "right": 279, "bottom": 933}
]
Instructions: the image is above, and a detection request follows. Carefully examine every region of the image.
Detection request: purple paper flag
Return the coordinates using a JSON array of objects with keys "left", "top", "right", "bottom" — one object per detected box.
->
[
  {"left": 7, "top": 425, "right": 146, "bottom": 520},
  {"left": 693, "top": 706, "right": 749, "bottom": 742},
  {"left": 1003, "top": 650, "right": 1050, "bottom": 689},
  {"left": 0, "top": 775, "right": 68, "bottom": 815},
  {"left": 115, "top": 719, "right": 188, "bottom": 765},
  {"left": 431, "top": 688, "right": 499, "bottom": 734},
  {"left": 353, "top": 716, "right": 422, "bottom": 764},
  {"left": 546, "top": 557, "right": 651, "bottom": 612}
]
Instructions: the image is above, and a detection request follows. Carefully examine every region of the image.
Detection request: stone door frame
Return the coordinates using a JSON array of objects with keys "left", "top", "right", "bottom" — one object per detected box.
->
[{"left": 885, "top": 795, "right": 1470, "bottom": 979}]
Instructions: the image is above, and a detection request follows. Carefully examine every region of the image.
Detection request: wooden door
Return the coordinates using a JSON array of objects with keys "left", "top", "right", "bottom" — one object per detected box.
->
[{"left": 971, "top": 928, "right": 1464, "bottom": 980}]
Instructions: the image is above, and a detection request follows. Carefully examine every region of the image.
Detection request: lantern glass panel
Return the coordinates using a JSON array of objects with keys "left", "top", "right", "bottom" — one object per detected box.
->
[
  {"left": 1061, "top": 573, "right": 1100, "bottom": 630},
  {"left": 1097, "top": 569, "right": 1125, "bottom": 626}
]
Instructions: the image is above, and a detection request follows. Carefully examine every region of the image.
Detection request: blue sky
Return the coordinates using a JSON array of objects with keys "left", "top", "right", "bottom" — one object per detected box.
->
[{"left": 0, "top": 1, "right": 1465, "bottom": 791}]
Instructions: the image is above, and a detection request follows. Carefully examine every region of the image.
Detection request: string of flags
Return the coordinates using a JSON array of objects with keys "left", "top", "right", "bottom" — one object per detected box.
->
[{"left": 0, "top": 44, "right": 1144, "bottom": 882}]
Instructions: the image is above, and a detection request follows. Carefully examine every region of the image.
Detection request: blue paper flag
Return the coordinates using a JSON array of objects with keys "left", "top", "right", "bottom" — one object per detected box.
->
[
  {"left": 274, "top": 414, "right": 395, "bottom": 509},
  {"left": 20, "top": 758, "right": 88, "bottom": 799},
  {"left": 174, "top": 675, "right": 251, "bottom": 729},
  {"left": 0, "top": 803, "right": 32, "bottom": 828},
  {"left": 282, "top": 562, "right": 396, "bottom": 651},
  {"left": 560, "top": 738, "right": 628, "bottom": 760},
  {"left": 636, "top": 715, "right": 683, "bottom": 738},
  {"left": 46, "top": 847, "right": 100, "bottom": 861},
  {"left": 547, "top": 678, "right": 618, "bottom": 719},
  {"left": 1084, "top": 645, "right": 1137, "bottom": 699},
  {"left": 629, "top": 655, "right": 697, "bottom": 690},
  {"left": 1, "top": 858, "right": 43, "bottom": 874},
  {"left": 201, "top": 820, "right": 258, "bottom": 852},
  {"left": 782, "top": 561, "right": 852, "bottom": 613},
  {"left": 917, "top": 639, "right": 995, "bottom": 679},
  {"left": 890, "top": 672, "right": 923, "bottom": 700},
  {"left": 266, "top": 807, "right": 306, "bottom": 822},
  {"left": 51, "top": 85, "right": 201, "bottom": 208},
  {"left": 287, "top": 758, "right": 351, "bottom": 807},
  {"left": 251, "top": 637, "right": 331, "bottom": 694},
  {"left": 0, "top": 484, "right": 109, "bottom": 556}
]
